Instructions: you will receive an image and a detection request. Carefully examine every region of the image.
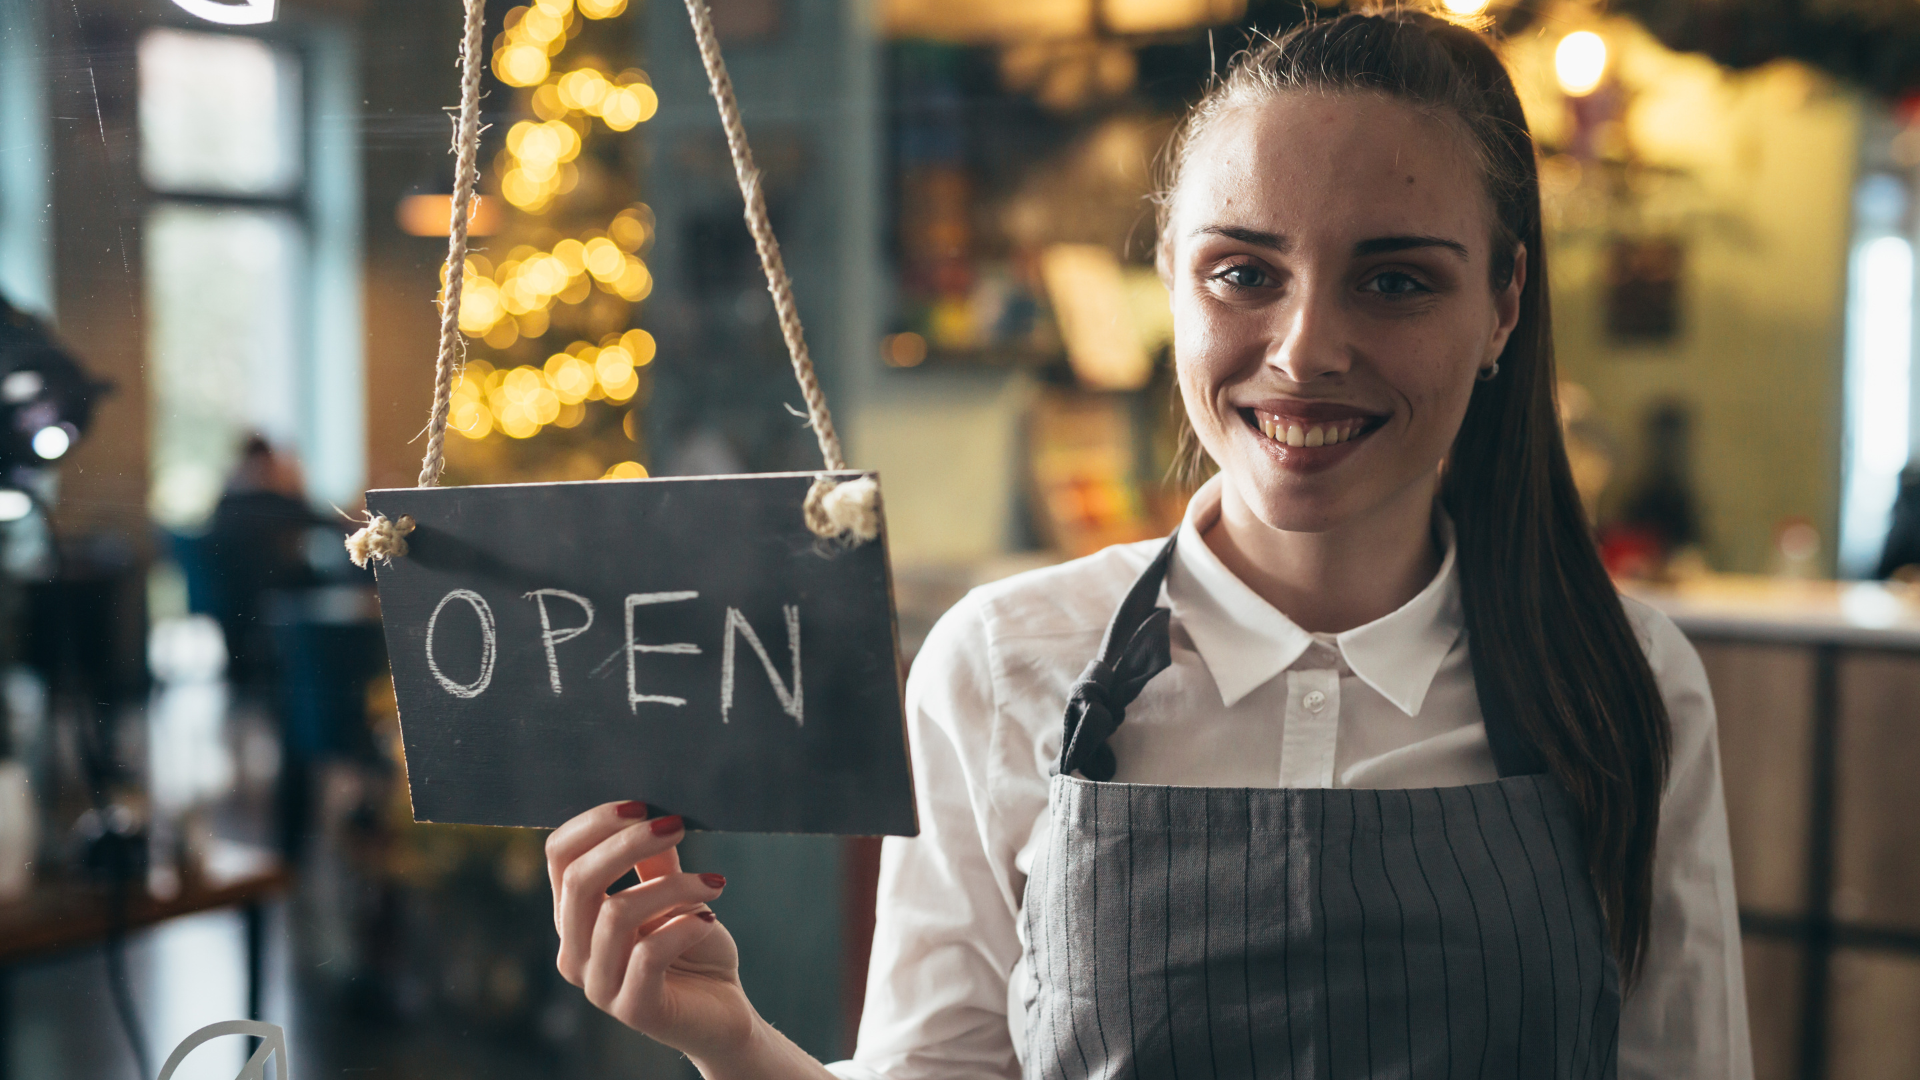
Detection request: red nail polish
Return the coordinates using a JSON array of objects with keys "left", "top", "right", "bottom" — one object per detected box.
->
[
  {"left": 695, "top": 910, "right": 717, "bottom": 922},
  {"left": 699, "top": 873, "right": 726, "bottom": 889},
  {"left": 650, "top": 814, "right": 684, "bottom": 836},
  {"left": 614, "top": 801, "right": 648, "bottom": 819}
]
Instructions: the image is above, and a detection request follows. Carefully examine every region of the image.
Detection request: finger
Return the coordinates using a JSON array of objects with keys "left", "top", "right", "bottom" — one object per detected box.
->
[
  {"left": 635, "top": 845, "right": 681, "bottom": 883},
  {"left": 582, "top": 872, "right": 726, "bottom": 1009},
  {"left": 547, "top": 801, "right": 652, "bottom": 914},
  {"left": 558, "top": 816, "right": 687, "bottom": 982},
  {"left": 610, "top": 908, "right": 724, "bottom": 1025}
]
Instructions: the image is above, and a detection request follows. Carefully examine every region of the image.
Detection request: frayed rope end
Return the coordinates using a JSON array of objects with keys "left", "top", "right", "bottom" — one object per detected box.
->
[
  {"left": 346, "top": 513, "right": 417, "bottom": 569},
  {"left": 802, "top": 475, "right": 880, "bottom": 544}
]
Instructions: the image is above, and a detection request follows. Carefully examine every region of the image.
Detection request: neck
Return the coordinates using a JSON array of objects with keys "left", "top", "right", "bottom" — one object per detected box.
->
[{"left": 1201, "top": 475, "right": 1442, "bottom": 634}]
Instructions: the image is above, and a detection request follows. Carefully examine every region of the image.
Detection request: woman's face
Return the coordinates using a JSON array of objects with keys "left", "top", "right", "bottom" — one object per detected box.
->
[{"left": 1168, "top": 91, "right": 1523, "bottom": 534}]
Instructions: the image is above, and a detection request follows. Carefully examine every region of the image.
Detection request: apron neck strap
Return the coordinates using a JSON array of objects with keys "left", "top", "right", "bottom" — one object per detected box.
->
[{"left": 1057, "top": 533, "right": 1179, "bottom": 780}]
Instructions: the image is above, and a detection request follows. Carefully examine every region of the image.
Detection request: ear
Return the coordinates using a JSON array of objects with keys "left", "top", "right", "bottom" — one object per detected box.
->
[{"left": 1485, "top": 243, "right": 1526, "bottom": 365}]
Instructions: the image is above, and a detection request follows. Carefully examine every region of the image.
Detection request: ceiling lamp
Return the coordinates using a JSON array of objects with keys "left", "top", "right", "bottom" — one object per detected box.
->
[
  {"left": 167, "top": 0, "right": 276, "bottom": 25},
  {"left": 1556, "top": 30, "right": 1608, "bottom": 96},
  {"left": 397, "top": 195, "right": 504, "bottom": 238}
]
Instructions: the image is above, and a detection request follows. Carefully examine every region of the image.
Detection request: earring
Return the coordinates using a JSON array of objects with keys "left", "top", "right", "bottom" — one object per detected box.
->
[{"left": 1477, "top": 363, "right": 1500, "bottom": 382}]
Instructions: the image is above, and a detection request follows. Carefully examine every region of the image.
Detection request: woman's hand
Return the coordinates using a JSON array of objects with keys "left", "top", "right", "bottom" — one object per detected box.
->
[{"left": 546, "top": 801, "right": 755, "bottom": 1063}]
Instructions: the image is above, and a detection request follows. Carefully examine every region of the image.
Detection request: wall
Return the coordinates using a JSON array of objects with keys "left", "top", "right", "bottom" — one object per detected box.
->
[{"left": 1508, "top": 21, "right": 1863, "bottom": 574}]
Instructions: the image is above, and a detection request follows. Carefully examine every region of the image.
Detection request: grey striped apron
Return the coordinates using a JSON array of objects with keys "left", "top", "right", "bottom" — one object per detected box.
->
[{"left": 1022, "top": 534, "right": 1620, "bottom": 1080}]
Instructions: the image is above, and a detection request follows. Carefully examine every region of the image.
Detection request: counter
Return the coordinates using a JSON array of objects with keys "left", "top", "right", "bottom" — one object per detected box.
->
[{"left": 1627, "top": 575, "right": 1920, "bottom": 1080}]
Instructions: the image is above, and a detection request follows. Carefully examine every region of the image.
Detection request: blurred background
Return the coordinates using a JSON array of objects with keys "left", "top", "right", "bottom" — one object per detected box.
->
[{"left": 0, "top": 0, "right": 1917, "bottom": 1077}]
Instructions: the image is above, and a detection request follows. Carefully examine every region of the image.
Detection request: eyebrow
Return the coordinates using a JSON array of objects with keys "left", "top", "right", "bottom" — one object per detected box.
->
[
  {"left": 1193, "top": 225, "right": 1471, "bottom": 262},
  {"left": 1354, "top": 234, "right": 1471, "bottom": 261}
]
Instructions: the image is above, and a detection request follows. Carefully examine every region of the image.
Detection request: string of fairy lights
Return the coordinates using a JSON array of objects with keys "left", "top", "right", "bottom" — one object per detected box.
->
[{"left": 442, "top": 0, "right": 659, "bottom": 475}]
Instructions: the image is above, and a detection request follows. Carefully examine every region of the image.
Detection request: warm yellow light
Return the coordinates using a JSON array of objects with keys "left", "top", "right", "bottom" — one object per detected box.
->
[
  {"left": 560, "top": 68, "right": 609, "bottom": 111},
  {"left": 578, "top": 0, "right": 627, "bottom": 19},
  {"left": 496, "top": 43, "right": 550, "bottom": 87},
  {"left": 483, "top": 319, "right": 519, "bottom": 350},
  {"left": 601, "top": 88, "right": 644, "bottom": 131},
  {"left": 546, "top": 354, "right": 596, "bottom": 402},
  {"left": 884, "top": 331, "right": 928, "bottom": 368},
  {"left": 456, "top": 276, "right": 505, "bottom": 335},
  {"left": 610, "top": 211, "right": 649, "bottom": 252},
  {"left": 529, "top": 386, "right": 561, "bottom": 424},
  {"left": 553, "top": 238, "right": 587, "bottom": 273},
  {"left": 1555, "top": 31, "right": 1607, "bottom": 96},
  {"left": 1441, "top": 0, "right": 1489, "bottom": 15},
  {"left": 583, "top": 237, "right": 625, "bottom": 281},
  {"left": 594, "top": 348, "right": 634, "bottom": 391},
  {"left": 397, "top": 194, "right": 503, "bottom": 237},
  {"left": 602, "top": 368, "right": 639, "bottom": 403},
  {"left": 499, "top": 401, "right": 541, "bottom": 439},
  {"left": 452, "top": 400, "right": 493, "bottom": 439},
  {"left": 602, "top": 461, "right": 648, "bottom": 480},
  {"left": 531, "top": 84, "right": 566, "bottom": 121},
  {"left": 614, "top": 259, "right": 652, "bottom": 301},
  {"left": 620, "top": 328, "right": 656, "bottom": 365},
  {"left": 501, "top": 169, "right": 554, "bottom": 211},
  {"left": 503, "top": 366, "right": 546, "bottom": 403},
  {"left": 520, "top": 6, "right": 566, "bottom": 45}
]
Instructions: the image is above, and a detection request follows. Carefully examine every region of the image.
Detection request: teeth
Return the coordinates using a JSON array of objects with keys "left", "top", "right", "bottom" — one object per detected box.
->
[{"left": 1252, "top": 412, "right": 1370, "bottom": 447}]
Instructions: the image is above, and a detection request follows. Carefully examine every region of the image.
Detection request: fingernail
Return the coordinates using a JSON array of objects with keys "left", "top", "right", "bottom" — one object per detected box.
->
[
  {"left": 614, "top": 801, "right": 648, "bottom": 819},
  {"left": 695, "top": 910, "right": 717, "bottom": 922},
  {"left": 650, "top": 814, "right": 684, "bottom": 836},
  {"left": 699, "top": 873, "right": 726, "bottom": 889}
]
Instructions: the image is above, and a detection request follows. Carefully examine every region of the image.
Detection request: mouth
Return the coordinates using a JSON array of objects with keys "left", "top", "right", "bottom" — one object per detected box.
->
[{"left": 1238, "top": 404, "right": 1388, "bottom": 469}]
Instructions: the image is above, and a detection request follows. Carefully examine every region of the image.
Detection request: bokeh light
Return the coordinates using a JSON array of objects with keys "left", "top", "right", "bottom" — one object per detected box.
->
[{"left": 1555, "top": 31, "right": 1608, "bottom": 97}]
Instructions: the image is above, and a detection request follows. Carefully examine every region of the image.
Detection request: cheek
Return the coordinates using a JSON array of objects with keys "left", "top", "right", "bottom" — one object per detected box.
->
[
  {"left": 1172, "top": 290, "right": 1256, "bottom": 395},
  {"left": 1378, "top": 334, "right": 1478, "bottom": 438}
]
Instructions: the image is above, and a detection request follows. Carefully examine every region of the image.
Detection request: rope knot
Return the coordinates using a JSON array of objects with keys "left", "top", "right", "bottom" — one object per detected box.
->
[
  {"left": 803, "top": 475, "right": 880, "bottom": 543},
  {"left": 345, "top": 514, "right": 416, "bottom": 569}
]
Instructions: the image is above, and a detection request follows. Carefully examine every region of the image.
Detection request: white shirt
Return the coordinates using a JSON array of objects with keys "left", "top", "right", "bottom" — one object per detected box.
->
[{"left": 831, "top": 476, "right": 1752, "bottom": 1080}]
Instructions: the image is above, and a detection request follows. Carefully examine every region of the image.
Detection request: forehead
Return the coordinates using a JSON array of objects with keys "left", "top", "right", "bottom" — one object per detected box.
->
[{"left": 1171, "top": 91, "right": 1491, "bottom": 252}]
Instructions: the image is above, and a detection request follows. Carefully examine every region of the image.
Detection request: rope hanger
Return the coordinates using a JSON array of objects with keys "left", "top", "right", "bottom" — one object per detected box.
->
[{"left": 348, "top": 0, "right": 878, "bottom": 568}]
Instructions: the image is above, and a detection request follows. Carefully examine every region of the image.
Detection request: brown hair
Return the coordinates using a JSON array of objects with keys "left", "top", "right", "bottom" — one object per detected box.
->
[{"left": 1154, "top": 10, "right": 1672, "bottom": 980}]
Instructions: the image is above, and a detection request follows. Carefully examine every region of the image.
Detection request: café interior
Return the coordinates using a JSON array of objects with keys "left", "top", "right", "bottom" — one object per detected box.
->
[{"left": 1, "top": 0, "right": 1919, "bottom": 1077}]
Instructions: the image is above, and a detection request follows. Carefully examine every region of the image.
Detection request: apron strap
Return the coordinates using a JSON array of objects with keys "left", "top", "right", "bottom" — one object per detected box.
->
[{"left": 1057, "top": 533, "right": 1179, "bottom": 781}]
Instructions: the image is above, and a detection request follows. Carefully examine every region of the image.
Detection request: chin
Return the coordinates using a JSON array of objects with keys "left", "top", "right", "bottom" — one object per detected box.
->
[{"left": 1220, "top": 464, "right": 1356, "bottom": 535}]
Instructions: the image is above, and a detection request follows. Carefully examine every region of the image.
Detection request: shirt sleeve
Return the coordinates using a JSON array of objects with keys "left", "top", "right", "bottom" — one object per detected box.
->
[
  {"left": 1617, "top": 600, "right": 1755, "bottom": 1080},
  {"left": 830, "top": 595, "right": 1026, "bottom": 1080}
]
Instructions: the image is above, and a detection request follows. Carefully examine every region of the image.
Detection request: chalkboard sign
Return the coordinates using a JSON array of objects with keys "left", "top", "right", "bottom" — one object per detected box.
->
[{"left": 364, "top": 471, "right": 916, "bottom": 836}]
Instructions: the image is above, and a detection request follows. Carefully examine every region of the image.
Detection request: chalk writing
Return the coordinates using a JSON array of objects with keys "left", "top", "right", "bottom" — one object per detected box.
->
[
  {"left": 425, "top": 588, "right": 496, "bottom": 698},
  {"left": 524, "top": 588, "right": 594, "bottom": 694},
  {"left": 422, "top": 584, "right": 813, "bottom": 730},
  {"left": 721, "top": 605, "right": 802, "bottom": 725},
  {"left": 624, "top": 591, "right": 701, "bottom": 710}
]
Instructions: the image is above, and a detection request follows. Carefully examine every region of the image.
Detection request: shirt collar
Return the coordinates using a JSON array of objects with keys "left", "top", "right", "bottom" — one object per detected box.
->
[{"left": 1165, "top": 474, "right": 1464, "bottom": 716}]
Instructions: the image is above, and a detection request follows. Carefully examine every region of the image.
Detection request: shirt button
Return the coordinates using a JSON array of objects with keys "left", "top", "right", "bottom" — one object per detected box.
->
[{"left": 1303, "top": 690, "right": 1327, "bottom": 713}]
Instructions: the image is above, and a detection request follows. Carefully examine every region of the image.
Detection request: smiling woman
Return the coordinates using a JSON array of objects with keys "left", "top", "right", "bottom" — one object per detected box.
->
[{"left": 543, "top": 10, "right": 1752, "bottom": 1080}]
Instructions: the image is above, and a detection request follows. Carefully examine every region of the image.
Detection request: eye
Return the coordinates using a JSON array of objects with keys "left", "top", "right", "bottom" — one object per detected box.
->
[
  {"left": 1212, "top": 263, "right": 1272, "bottom": 290},
  {"left": 1362, "top": 270, "right": 1432, "bottom": 297}
]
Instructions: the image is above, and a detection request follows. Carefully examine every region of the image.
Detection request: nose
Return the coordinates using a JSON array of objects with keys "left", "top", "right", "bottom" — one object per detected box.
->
[{"left": 1266, "top": 280, "right": 1351, "bottom": 384}]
